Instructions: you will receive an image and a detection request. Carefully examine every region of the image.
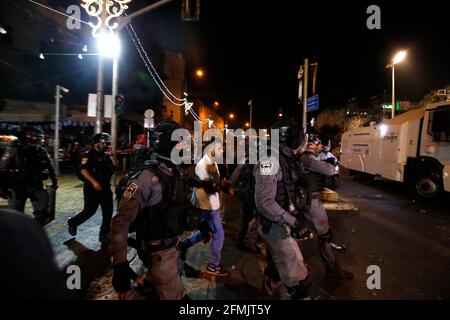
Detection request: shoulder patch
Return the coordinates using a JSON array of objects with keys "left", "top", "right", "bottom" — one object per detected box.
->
[
  {"left": 260, "top": 160, "right": 273, "bottom": 175},
  {"left": 123, "top": 183, "right": 139, "bottom": 200},
  {"left": 81, "top": 157, "right": 88, "bottom": 165}
]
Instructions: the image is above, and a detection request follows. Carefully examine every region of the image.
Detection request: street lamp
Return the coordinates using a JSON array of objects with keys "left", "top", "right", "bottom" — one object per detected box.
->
[
  {"left": 54, "top": 85, "right": 69, "bottom": 176},
  {"left": 196, "top": 69, "right": 204, "bottom": 78},
  {"left": 213, "top": 101, "right": 219, "bottom": 107},
  {"left": 245, "top": 122, "right": 250, "bottom": 128},
  {"left": 229, "top": 113, "right": 235, "bottom": 120},
  {"left": 388, "top": 50, "right": 407, "bottom": 118},
  {"left": 97, "top": 32, "right": 121, "bottom": 58}
]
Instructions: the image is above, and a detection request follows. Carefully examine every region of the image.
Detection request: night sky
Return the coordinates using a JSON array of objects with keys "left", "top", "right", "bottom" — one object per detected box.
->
[
  {"left": 3, "top": 0, "right": 450, "bottom": 129},
  {"left": 125, "top": 0, "right": 450, "bottom": 128}
]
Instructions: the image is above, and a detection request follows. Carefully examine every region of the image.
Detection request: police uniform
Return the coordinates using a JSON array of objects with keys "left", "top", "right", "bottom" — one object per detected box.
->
[
  {"left": 254, "top": 146, "right": 310, "bottom": 299},
  {"left": 300, "top": 149, "right": 337, "bottom": 268},
  {"left": 68, "top": 147, "right": 115, "bottom": 241},
  {"left": 111, "top": 163, "right": 186, "bottom": 300},
  {"left": 4, "top": 136, "right": 57, "bottom": 225}
]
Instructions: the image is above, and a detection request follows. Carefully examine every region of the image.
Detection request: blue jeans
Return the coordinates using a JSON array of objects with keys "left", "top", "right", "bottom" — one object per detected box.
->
[{"left": 180, "top": 209, "right": 224, "bottom": 267}]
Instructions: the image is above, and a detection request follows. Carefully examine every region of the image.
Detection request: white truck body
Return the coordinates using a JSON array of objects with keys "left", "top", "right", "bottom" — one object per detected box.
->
[{"left": 341, "top": 101, "right": 450, "bottom": 197}]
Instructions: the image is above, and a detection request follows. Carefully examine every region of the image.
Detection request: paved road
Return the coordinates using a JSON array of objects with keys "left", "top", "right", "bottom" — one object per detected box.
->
[
  {"left": 5, "top": 172, "right": 448, "bottom": 299},
  {"left": 326, "top": 169, "right": 450, "bottom": 299}
]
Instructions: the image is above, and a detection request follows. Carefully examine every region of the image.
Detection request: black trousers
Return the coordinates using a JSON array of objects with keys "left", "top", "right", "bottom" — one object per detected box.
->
[
  {"left": 9, "top": 185, "right": 49, "bottom": 225},
  {"left": 237, "top": 199, "right": 255, "bottom": 242},
  {"left": 70, "top": 183, "right": 113, "bottom": 237}
]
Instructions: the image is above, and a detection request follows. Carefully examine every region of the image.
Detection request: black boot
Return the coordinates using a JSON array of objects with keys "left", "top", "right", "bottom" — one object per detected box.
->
[
  {"left": 287, "top": 275, "right": 311, "bottom": 300},
  {"left": 326, "top": 263, "right": 354, "bottom": 281},
  {"left": 67, "top": 218, "right": 77, "bottom": 236}
]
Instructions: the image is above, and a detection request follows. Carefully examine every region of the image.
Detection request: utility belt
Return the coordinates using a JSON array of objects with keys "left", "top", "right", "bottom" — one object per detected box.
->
[{"left": 143, "top": 237, "right": 179, "bottom": 252}]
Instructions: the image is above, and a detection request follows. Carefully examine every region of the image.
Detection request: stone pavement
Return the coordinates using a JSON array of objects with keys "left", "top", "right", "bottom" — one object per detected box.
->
[{"left": 1, "top": 174, "right": 356, "bottom": 300}]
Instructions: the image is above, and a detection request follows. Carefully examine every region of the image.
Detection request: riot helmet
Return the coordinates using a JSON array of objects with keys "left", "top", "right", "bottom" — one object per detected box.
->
[
  {"left": 271, "top": 119, "right": 306, "bottom": 151},
  {"left": 149, "top": 120, "right": 181, "bottom": 161},
  {"left": 23, "top": 126, "right": 44, "bottom": 146},
  {"left": 92, "top": 133, "right": 112, "bottom": 152},
  {"left": 130, "top": 146, "right": 152, "bottom": 171}
]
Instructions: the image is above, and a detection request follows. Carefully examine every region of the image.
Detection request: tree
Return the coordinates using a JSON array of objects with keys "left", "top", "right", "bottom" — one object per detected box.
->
[{"left": 418, "top": 85, "right": 450, "bottom": 107}]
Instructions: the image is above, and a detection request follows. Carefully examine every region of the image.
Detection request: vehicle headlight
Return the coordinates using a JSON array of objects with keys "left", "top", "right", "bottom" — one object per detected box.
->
[{"left": 335, "top": 165, "right": 339, "bottom": 172}]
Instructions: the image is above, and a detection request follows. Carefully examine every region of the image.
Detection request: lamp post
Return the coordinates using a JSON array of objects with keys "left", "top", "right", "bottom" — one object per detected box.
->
[
  {"left": 96, "top": 31, "right": 121, "bottom": 154},
  {"left": 388, "top": 50, "right": 407, "bottom": 119},
  {"left": 54, "top": 85, "right": 69, "bottom": 176},
  {"left": 82, "top": 0, "right": 178, "bottom": 152}
]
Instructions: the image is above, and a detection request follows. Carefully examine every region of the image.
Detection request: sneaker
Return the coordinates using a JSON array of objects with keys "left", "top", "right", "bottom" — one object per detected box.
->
[
  {"left": 68, "top": 219, "right": 77, "bottom": 236},
  {"left": 206, "top": 264, "right": 230, "bottom": 277}
]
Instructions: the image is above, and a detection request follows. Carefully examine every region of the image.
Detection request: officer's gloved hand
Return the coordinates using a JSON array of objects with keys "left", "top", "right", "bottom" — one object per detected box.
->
[
  {"left": 201, "top": 180, "right": 220, "bottom": 194},
  {"left": 291, "top": 219, "right": 313, "bottom": 240},
  {"left": 325, "top": 157, "right": 337, "bottom": 166},
  {"left": 112, "top": 261, "right": 138, "bottom": 293}
]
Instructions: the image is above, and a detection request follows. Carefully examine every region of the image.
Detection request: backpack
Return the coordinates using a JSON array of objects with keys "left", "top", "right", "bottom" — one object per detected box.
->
[
  {"left": 236, "top": 162, "right": 255, "bottom": 202},
  {"left": 117, "top": 164, "right": 199, "bottom": 240}
]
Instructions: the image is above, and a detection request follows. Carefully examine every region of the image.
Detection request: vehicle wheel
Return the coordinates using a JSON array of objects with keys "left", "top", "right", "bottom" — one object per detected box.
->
[{"left": 413, "top": 173, "right": 441, "bottom": 199}]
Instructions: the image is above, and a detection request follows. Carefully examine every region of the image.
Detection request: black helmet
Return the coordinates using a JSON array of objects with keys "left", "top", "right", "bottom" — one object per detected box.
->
[
  {"left": 149, "top": 120, "right": 181, "bottom": 159},
  {"left": 130, "top": 146, "right": 152, "bottom": 171},
  {"left": 271, "top": 119, "right": 305, "bottom": 150},
  {"left": 92, "top": 133, "right": 112, "bottom": 145},
  {"left": 23, "top": 126, "right": 44, "bottom": 145}
]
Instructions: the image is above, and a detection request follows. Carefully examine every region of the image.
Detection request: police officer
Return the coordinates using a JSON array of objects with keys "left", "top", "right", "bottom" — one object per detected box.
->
[
  {"left": 110, "top": 120, "right": 186, "bottom": 300},
  {"left": 67, "top": 133, "right": 116, "bottom": 244},
  {"left": 300, "top": 134, "right": 353, "bottom": 281},
  {"left": 2, "top": 126, "right": 58, "bottom": 225},
  {"left": 255, "top": 119, "right": 312, "bottom": 299}
]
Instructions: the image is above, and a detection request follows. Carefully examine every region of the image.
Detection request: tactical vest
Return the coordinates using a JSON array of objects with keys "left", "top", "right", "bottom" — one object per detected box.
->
[
  {"left": 128, "top": 164, "right": 197, "bottom": 242},
  {"left": 300, "top": 151, "right": 326, "bottom": 193},
  {"left": 275, "top": 152, "right": 307, "bottom": 213}
]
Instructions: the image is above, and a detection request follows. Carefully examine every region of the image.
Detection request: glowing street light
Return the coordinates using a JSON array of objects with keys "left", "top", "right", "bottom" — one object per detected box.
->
[
  {"left": 214, "top": 101, "right": 219, "bottom": 107},
  {"left": 392, "top": 51, "right": 407, "bottom": 65},
  {"left": 229, "top": 113, "right": 235, "bottom": 120},
  {"left": 97, "top": 32, "right": 121, "bottom": 58},
  {"left": 245, "top": 122, "right": 250, "bottom": 128},
  {"left": 196, "top": 69, "right": 204, "bottom": 78}
]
